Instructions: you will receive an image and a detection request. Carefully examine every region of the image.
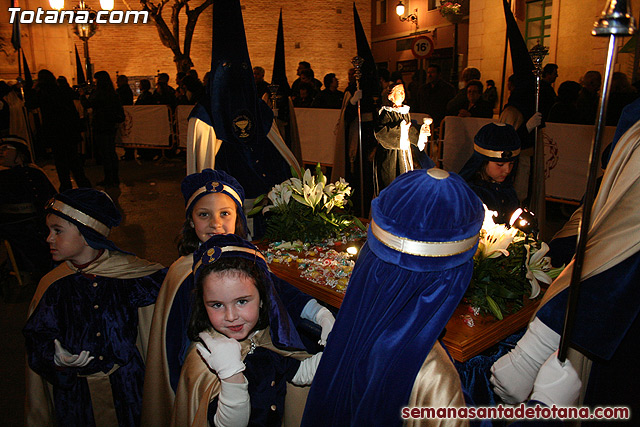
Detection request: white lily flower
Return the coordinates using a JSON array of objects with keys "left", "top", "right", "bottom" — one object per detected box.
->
[
  {"left": 476, "top": 206, "right": 517, "bottom": 259},
  {"left": 281, "top": 185, "right": 292, "bottom": 205},
  {"left": 333, "top": 193, "right": 346, "bottom": 208},
  {"left": 324, "top": 183, "right": 335, "bottom": 196},
  {"left": 267, "top": 184, "right": 284, "bottom": 207},
  {"left": 289, "top": 177, "right": 303, "bottom": 194},
  {"left": 525, "top": 242, "right": 553, "bottom": 299},
  {"left": 324, "top": 199, "right": 335, "bottom": 212},
  {"left": 303, "top": 169, "right": 313, "bottom": 186}
]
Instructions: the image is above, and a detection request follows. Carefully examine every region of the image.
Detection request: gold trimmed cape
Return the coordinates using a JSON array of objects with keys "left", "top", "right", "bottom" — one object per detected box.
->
[
  {"left": 140, "top": 254, "right": 193, "bottom": 427},
  {"left": 170, "top": 328, "right": 310, "bottom": 427}
]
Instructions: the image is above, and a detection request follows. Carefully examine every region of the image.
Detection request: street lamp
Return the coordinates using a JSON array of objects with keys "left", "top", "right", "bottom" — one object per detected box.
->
[
  {"left": 49, "top": 0, "right": 114, "bottom": 83},
  {"left": 395, "top": 1, "right": 418, "bottom": 28}
]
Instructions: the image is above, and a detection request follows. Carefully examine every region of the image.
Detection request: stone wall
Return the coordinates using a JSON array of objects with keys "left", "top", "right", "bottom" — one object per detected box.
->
[{"left": 1, "top": 0, "right": 371, "bottom": 91}]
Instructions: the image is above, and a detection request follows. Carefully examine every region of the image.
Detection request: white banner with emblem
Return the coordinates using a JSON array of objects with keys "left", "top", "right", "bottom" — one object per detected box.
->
[
  {"left": 293, "top": 107, "right": 342, "bottom": 165},
  {"left": 117, "top": 105, "right": 173, "bottom": 147}
]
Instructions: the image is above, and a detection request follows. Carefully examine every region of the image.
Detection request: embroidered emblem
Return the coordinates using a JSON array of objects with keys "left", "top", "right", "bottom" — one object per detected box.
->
[
  {"left": 232, "top": 114, "right": 252, "bottom": 139},
  {"left": 203, "top": 247, "right": 222, "bottom": 265},
  {"left": 205, "top": 181, "right": 224, "bottom": 193}
]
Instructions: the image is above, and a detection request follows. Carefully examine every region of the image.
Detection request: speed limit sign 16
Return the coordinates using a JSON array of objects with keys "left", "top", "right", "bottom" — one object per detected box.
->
[{"left": 412, "top": 36, "right": 434, "bottom": 59}]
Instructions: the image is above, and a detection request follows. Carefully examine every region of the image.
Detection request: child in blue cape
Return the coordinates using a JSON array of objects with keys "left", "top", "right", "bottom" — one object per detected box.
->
[
  {"left": 23, "top": 188, "right": 166, "bottom": 427},
  {"left": 141, "top": 169, "right": 334, "bottom": 427},
  {"left": 171, "top": 234, "right": 321, "bottom": 426}
]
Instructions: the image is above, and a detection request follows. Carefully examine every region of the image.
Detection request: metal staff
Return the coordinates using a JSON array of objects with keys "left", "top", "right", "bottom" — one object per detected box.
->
[
  {"left": 558, "top": 0, "right": 635, "bottom": 363},
  {"left": 267, "top": 84, "right": 279, "bottom": 118},
  {"left": 351, "top": 56, "right": 365, "bottom": 216},
  {"left": 529, "top": 43, "right": 548, "bottom": 238}
]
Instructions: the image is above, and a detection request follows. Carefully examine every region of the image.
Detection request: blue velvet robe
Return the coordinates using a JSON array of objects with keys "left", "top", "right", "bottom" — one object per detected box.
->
[{"left": 23, "top": 268, "right": 166, "bottom": 427}]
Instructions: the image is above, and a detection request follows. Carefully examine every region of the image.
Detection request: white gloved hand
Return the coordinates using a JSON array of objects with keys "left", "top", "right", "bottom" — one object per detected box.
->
[
  {"left": 53, "top": 339, "right": 94, "bottom": 368},
  {"left": 400, "top": 120, "right": 411, "bottom": 150},
  {"left": 349, "top": 89, "right": 363, "bottom": 105},
  {"left": 197, "top": 332, "right": 245, "bottom": 380},
  {"left": 490, "top": 318, "right": 560, "bottom": 404},
  {"left": 291, "top": 352, "right": 323, "bottom": 386},
  {"left": 314, "top": 307, "right": 335, "bottom": 346},
  {"left": 417, "top": 118, "right": 432, "bottom": 151},
  {"left": 530, "top": 352, "right": 581, "bottom": 407},
  {"left": 526, "top": 111, "right": 543, "bottom": 132}
]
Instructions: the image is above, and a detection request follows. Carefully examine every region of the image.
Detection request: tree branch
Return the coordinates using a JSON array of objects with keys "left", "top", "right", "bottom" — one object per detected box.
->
[
  {"left": 184, "top": 0, "right": 212, "bottom": 59},
  {"left": 139, "top": 0, "right": 212, "bottom": 72}
]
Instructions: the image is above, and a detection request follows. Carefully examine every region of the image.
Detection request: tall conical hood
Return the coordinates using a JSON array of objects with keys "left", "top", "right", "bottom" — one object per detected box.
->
[
  {"left": 207, "top": 0, "right": 273, "bottom": 146},
  {"left": 22, "top": 51, "right": 32, "bottom": 86},
  {"left": 271, "top": 9, "right": 290, "bottom": 97},
  {"left": 353, "top": 3, "right": 380, "bottom": 102},
  {"left": 502, "top": 0, "right": 535, "bottom": 120},
  {"left": 75, "top": 45, "right": 86, "bottom": 86},
  {"left": 11, "top": 0, "right": 20, "bottom": 51}
]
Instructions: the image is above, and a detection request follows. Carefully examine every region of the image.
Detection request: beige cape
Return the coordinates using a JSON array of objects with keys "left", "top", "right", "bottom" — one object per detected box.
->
[
  {"left": 170, "top": 328, "right": 310, "bottom": 427},
  {"left": 405, "top": 341, "right": 470, "bottom": 427},
  {"left": 140, "top": 254, "right": 193, "bottom": 427}
]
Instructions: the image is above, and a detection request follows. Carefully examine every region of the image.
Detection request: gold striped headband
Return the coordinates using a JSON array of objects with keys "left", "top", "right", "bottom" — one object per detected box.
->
[
  {"left": 473, "top": 143, "right": 520, "bottom": 160},
  {"left": 193, "top": 245, "right": 267, "bottom": 272},
  {"left": 48, "top": 199, "right": 110, "bottom": 237},
  {"left": 186, "top": 181, "right": 243, "bottom": 212},
  {"left": 370, "top": 219, "right": 479, "bottom": 257}
]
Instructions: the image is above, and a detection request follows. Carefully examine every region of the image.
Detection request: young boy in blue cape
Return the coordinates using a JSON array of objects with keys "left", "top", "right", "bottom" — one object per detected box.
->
[{"left": 23, "top": 188, "right": 166, "bottom": 426}]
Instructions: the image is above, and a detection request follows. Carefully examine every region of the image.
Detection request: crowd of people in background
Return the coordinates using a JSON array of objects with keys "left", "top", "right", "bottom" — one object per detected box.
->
[{"left": 3, "top": 60, "right": 638, "bottom": 186}]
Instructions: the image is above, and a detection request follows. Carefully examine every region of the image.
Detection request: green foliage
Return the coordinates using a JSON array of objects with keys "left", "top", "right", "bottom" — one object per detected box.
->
[
  {"left": 264, "top": 203, "right": 362, "bottom": 243},
  {"left": 465, "top": 236, "right": 532, "bottom": 320}
]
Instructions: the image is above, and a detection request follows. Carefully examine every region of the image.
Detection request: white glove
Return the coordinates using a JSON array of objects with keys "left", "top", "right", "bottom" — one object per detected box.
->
[
  {"left": 53, "top": 339, "right": 94, "bottom": 368},
  {"left": 417, "top": 120, "right": 431, "bottom": 151},
  {"left": 196, "top": 332, "right": 245, "bottom": 380},
  {"left": 349, "top": 89, "right": 363, "bottom": 105},
  {"left": 526, "top": 111, "right": 543, "bottom": 132},
  {"left": 213, "top": 378, "right": 251, "bottom": 427},
  {"left": 530, "top": 352, "right": 581, "bottom": 407},
  {"left": 314, "top": 307, "right": 335, "bottom": 346},
  {"left": 490, "top": 317, "right": 560, "bottom": 404},
  {"left": 400, "top": 120, "right": 411, "bottom": 150},
  {"left": 291, "top": 352, "right": 323, "bottom": 386}
]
